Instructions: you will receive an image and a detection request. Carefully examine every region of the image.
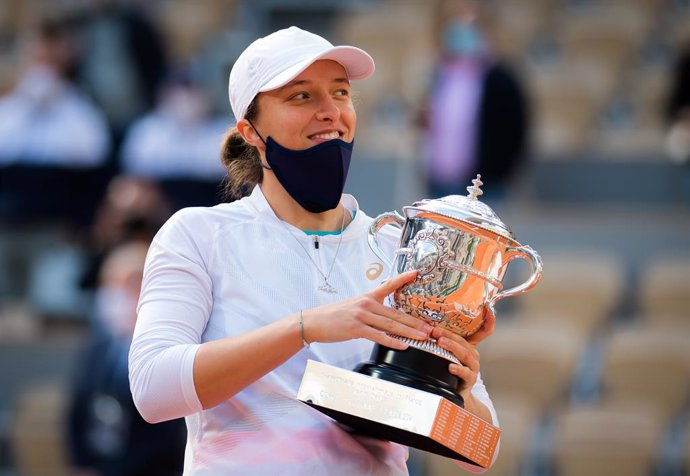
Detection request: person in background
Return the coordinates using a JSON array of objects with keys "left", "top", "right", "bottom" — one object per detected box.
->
[
  {"left": 0, "top": 15, "right": 111, "bottom": 306},
  {"left": 80, "top": 175, "right": 171, "bottom": 291},
  {"left": 0, "top": 14, "right": 111, "bottom": 227},
  {"left": 67, "top": 240, "right": 186, "bottom": 476},
  {"left": 420, "top": 0, "right": 528, "bottom": 200},
  {"left": 129, "top": 26, "right": 498, "bottom": 475},
  {"left": 119, "top": 71, "right": 229, "bottom": 211},
  {"left": 665, "top": 42, "right": 690, "bottom": 164}
]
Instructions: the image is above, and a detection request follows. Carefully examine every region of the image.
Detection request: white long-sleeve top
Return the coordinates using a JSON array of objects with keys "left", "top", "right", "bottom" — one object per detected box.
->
[{"left": 129, "top": 185, "right": 498, "bottom": 475}]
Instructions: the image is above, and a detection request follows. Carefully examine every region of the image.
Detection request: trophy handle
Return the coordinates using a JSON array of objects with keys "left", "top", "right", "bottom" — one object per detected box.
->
[
  {"left": 368, "top": 212, "right": 405, "bottom": 268},
  {"left": 487, "top": 245, "right": 543, "bottom": 318}
]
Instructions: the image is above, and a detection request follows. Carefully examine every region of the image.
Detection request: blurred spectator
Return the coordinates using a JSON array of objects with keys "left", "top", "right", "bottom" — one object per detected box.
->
[
  {"left": 0, "top": 14, "right": 111, "bottom": 226},
  {"left": 0, "top": 15, "right": 111, "bottom": 302},
  {"left": 119, "top": 72, "right": 229, "bottom": 210},
  {"left": 420, "top": 0, "right": 528, "bottom": 199},
  {"left": 80, "top": 175, "right": 171, "bottom": 290},
  {"left": 75, "top": 0, "right": 168, "bottom": 147},
  {"left": 665, "top": 43, "right": 690, "bottom": 164},
  {"left": 67, "top": 240, "right": 186, "bottom": 476}
]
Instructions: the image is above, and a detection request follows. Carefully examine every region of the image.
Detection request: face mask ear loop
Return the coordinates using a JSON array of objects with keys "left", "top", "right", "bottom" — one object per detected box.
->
[{"left": 246, "top": 118, "right": 272, "bottom": 170}]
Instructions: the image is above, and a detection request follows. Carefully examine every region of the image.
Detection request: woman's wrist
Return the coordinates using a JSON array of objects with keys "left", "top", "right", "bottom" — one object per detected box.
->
[
  {"left": 298, "top": 310, "right": 311, "bottom": 349},
  {"left": 461, "top": 391, "right": 492, "bottom": 423}
]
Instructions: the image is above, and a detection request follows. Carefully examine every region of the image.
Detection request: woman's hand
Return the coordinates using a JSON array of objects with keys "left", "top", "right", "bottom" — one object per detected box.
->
[
  {"left": 302, "top": 270, "right": 432, "bottom": 349},
  {"left": 432, "top": 311, "right": 495, "bottom": 401}
]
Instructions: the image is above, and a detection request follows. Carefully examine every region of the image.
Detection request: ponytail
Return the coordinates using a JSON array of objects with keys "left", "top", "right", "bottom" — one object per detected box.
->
[{"left": 220, "top": 98, "right": 262, "bottom": 199}]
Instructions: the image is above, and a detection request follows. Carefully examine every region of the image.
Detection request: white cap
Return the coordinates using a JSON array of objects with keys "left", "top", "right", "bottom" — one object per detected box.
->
[{"left": 228, "top": 26, "right": 375, "bottom": 120}]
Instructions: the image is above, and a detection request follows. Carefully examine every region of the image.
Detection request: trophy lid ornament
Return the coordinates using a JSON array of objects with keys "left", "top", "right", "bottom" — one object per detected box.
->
[
  {"left": 466, "top": 174, "right": 484, "bottom": 199},
  {"left": 407, "top": 175, "right": 516, "bottom": 242}
]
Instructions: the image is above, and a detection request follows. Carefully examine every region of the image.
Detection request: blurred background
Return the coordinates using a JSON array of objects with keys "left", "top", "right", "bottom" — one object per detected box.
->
[{"left": 0, "top": 0, "right": 688, "bottom": 475}]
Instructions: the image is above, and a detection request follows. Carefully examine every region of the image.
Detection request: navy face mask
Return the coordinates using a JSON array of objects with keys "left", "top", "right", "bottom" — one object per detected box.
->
[{"left": 249, "top": 121, "right": 353, "bottom": 213}]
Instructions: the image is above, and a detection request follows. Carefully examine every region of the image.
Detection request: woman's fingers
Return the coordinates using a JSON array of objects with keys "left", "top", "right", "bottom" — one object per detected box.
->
[
  {"left": 439, "top": 337, "right": 479, "bottom": 372},
  {"left": 435, "top": 330, "right": 481, "bottom": 393},
  {"left": 466, "top": 312, "right": 495, "bottom": 346},
  {"left": 434, "top": 327, "right": 480, "bottom": 371},
  {"left": 369, "top": 270, "right": 417, "bottom": 301},
  {"left": 359, "top": 271, "right": 431, "bottom": 341},
  {"left": 376, "top": 300, "right": 431, "bottom": 331},
  {"left": 364, "top": 329, "right": 410, "bottom": 350},
  {"left": 448, "top": 362, "right": 477, "bottom": 390},
  {"left": 365, "top": 312, "right": 430, "bottom": 341}
]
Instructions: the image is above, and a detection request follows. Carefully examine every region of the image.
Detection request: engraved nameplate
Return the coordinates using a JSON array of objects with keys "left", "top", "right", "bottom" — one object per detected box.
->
[{"left": 297, "top": 360, "right": 500, "bottom": 468}]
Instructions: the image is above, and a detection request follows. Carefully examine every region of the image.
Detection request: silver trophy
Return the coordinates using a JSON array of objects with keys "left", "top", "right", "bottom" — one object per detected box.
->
[
  {"left": 297, "top": 175, "right": 542, "bottom": 466},
  {"left": 368, "top": 174, "right": 543, "bottom": 359}
]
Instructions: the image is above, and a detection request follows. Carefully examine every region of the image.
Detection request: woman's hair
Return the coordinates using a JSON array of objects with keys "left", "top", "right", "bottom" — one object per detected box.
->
[{"left": 220, "top": 97, "right": 262, "bottom": 199}]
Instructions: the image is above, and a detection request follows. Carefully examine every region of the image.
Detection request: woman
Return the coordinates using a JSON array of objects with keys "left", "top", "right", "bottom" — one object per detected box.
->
[{"left": 129, "top": 26, "right": 497, "bottom": 475}]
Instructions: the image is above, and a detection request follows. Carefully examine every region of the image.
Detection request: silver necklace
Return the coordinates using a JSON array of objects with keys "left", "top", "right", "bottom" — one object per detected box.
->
[{"left": 279, "top": 208, "right": 346, "bottom": 294}]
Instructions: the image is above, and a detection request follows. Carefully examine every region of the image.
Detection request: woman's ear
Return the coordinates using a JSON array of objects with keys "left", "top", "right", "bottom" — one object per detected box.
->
[{"left": 237, "top": 119, "right": 263, "bottom": 149}]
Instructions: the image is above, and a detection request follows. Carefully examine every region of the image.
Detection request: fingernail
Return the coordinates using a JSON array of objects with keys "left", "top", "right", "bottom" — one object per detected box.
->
[
  {"left": 423, "top": 324, "right": 433, "bottom": 332},
  {"left": 416, "top": 330, "right": 428, "bottom": 339}
]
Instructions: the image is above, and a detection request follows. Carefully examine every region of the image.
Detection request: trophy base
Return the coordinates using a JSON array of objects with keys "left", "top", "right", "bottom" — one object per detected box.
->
[
  {"left": 303, "top": 401, "right": 474, "bottom": 463},
  {"left": 297, "top": 360, "right": 500, "bottom": 468},
  {"left": 354, "top": 344, "right": 464, "bottom": 408}
]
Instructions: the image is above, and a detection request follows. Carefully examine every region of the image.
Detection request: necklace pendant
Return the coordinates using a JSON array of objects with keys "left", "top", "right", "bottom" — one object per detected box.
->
[{"left": 318, "top": 281, "right": 338, "bottom": 294}]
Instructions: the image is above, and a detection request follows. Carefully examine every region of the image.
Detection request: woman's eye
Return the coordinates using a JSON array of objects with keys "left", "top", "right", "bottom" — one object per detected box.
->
[
  {"left": 335, "top": 89, "right": 350, "bottom": 97},
  {"left": 291, "top": 92, "right": 309, "bottom": 100}
]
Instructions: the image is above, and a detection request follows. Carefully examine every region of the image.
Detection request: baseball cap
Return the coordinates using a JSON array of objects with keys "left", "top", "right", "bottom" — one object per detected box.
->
[{"left": 228, "top": 26, "right": 375, "bottom": 121}]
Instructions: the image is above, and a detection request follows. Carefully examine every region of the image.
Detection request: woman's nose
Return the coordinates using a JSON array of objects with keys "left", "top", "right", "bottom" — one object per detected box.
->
[{"left": 314, "top": 95, "right": 340, "bottom": 121}]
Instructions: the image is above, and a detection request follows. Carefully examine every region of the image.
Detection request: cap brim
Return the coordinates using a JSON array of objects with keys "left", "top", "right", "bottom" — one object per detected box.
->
[{"left": 259, "top": 45, "right": 375, "bottom": 93}]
